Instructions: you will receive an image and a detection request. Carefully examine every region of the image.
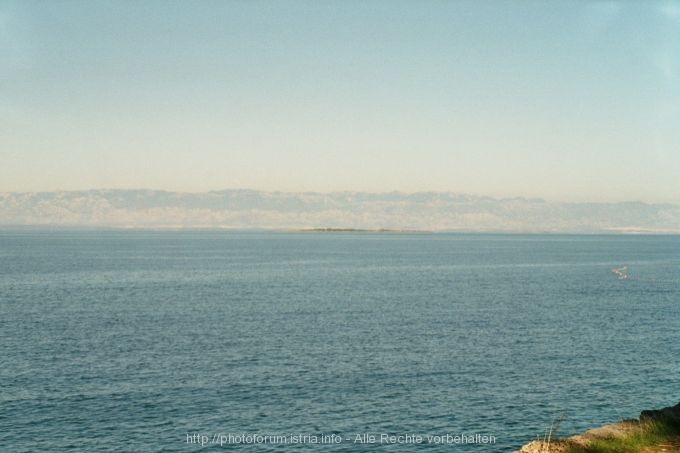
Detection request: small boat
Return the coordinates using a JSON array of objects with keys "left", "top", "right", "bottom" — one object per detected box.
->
[{"left": 612, "top": 265, "right": 629, "bottom": 280}]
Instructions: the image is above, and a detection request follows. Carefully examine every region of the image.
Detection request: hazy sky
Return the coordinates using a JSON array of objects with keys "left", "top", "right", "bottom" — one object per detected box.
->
[{"left": 2, "top": 1, "right": 679, "bottom": 202}]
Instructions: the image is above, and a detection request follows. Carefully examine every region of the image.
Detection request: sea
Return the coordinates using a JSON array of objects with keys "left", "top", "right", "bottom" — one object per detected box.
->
[{"left": 1, "top": 230, "right": 679, "bottom": 452}]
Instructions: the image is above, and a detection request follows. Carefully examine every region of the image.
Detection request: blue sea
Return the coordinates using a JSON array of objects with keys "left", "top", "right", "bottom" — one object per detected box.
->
[{"left": 1, "top": 231, "right": 679, "bottom": 452}]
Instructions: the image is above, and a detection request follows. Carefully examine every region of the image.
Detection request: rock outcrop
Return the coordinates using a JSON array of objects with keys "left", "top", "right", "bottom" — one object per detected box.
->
[
  {"left": 640, "top": 401, "right": 680, "bottom": 424},
  {"left": 517, "top": 402, "right": 680, "bottom": 453}
]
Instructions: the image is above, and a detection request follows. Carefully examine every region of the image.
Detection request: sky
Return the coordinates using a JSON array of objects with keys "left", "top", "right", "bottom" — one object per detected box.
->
[{"left": 1, "top": 1, "right": 679, "bottom": 203}]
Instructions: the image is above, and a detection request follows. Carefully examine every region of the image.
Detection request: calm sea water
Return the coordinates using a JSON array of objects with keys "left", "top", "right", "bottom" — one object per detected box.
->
[{"left": 1, "top": 231, "right": 679, "bottom": 452}]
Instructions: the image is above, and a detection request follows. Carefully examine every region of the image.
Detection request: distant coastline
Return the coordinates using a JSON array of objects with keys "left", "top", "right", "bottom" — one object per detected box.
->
[
  {"left": 299, "top": 228, "right": 430, "bottom": 233},
  {"left": 2, "top": 225, "right": 680, "bottom": 236},
  {"left": 1, "top": 189, "right": 679, "bottom": 233}
]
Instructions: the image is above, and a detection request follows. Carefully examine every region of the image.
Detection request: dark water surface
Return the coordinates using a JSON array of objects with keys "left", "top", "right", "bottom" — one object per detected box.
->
[{"left": 1, "top": 231, "right": 679, "bottom": 451}]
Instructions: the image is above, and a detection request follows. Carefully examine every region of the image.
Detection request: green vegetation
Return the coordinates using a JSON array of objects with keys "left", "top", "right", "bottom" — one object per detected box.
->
[{"left": 563, "top": 418, "right": 680, "bottom": 453}]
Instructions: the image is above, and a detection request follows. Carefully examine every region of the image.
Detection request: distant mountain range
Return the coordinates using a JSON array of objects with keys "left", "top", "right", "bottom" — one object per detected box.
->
[{"left": 1, "top": 190, "right": 678, "bottom": 233}]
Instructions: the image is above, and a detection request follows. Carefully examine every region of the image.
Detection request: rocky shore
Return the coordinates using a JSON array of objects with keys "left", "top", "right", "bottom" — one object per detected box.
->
[{"left": 517, "top": 402, "right": 680, "bottom": 453}]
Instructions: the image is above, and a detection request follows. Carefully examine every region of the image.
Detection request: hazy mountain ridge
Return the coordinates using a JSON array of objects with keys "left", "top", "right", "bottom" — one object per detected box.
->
[{"left": 1, "top": 190, "right": 678, "bottom": 233}]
